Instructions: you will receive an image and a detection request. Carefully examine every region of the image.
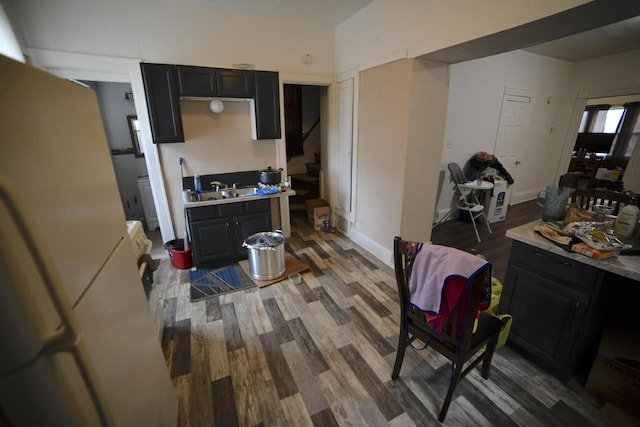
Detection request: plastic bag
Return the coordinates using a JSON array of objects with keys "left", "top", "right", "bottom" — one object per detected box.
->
[{"left": 564, "top": 222, "right": 630, "bottom": 251}]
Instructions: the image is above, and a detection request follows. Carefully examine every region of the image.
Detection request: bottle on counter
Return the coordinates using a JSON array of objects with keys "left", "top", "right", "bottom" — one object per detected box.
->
[
  {"left": 194, "top": 174, "right": 202, "bottom": 195},
  {"left": 614, "top": 196, "right": 639, "bottom": 237}
]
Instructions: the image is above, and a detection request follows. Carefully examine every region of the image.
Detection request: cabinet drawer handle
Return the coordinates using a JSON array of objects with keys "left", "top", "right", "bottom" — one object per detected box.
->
[
  {"left": 533, "top": 251, "right": 572, "bottom": 267},
  {"left": 566, "top": 302, "right": 580, "bottom": 331}
]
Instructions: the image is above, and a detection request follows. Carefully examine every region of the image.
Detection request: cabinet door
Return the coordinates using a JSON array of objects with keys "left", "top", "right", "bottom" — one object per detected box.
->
[
  {"left": 255, "top": 71, "right": 282, "bottom": 140},
  {"left": 140, "top": 63, "right": 184, "bottom": 143},
  {"left": 216, "top": 70, "right": 255, "bottom": 98},
  {"left": 501, "top": 264, "right": 589, "bottom": 376},
  {"left": 176, "top": 66, "right": 218, "bottom": 97},
  {"left": 190, "top": 218, "right": 235, "bottom": 265},
  {"left": 233, "top": 212, "right": 272, "bottom": 260}
]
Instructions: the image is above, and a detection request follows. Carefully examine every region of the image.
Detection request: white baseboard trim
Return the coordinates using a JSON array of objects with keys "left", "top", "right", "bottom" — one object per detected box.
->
[{"left": 349, "top": 229, "right": 393, "bottom": 268}]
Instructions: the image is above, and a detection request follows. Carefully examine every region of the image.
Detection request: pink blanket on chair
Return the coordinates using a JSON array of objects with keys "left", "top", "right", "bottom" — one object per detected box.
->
[{"left": 408, "top": 244, "right": 488, "bottom": 315}]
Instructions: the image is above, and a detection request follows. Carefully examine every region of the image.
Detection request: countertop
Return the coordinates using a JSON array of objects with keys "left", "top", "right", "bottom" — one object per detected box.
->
[
  {"left": 506, "top": 219, "right": 640, "bottom": 281},
  {"left": 184, "top": 189, "right": 296, "bottom": 208}
]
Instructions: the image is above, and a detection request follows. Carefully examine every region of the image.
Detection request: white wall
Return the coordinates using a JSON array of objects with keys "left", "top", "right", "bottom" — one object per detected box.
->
[
  {"left": 160, "top": 100, "right": 278, "bottom": 238},
  {"left": 351, "top": 58, "right": 449, "bottom": 264},
  {"left": 4, "top": 0, "right": 335, "bottom": 241},
  {"left": 334, "top": 0, "right": 589, "bottom": 75},
  {"left": 400, "top": 59, "right": 449, "bottom": 242},
  {"left": 436, "top": 50, "right": 574, "bottom": 218},
  {"left": 6, "top": 0, "right": 334, "bottom": 75},
  {"left": 10, "top": 0, "right": 635, "bottom": 262},
  {"left": 353, "top": 59, "right": 412, "bottom": 259},
  {"left": 0, "top": 1, "right": 23, "bottom": 61}
]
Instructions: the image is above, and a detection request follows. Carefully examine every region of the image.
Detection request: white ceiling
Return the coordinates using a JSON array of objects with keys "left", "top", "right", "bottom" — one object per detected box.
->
[
  {"left": 522, "top": 15, "right": 640, "bottom": 62},
  {"left": 195, "top": 0, "right": 373, "bottom": 26},
  {"left": 188, "top": 0, "right": 637, "bottom": 61}
]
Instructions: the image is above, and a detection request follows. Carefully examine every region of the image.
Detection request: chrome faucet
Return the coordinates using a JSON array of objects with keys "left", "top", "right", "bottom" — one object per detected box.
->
[{"left": 210, "top": 180, "right": 227, "bottom": 191}]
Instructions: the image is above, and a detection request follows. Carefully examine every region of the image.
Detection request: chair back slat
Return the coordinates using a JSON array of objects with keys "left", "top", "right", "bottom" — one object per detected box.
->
[
  {"left": 448, "top": 163, "right": 468, "bottom": 186},
  {"left": 570, "top": 189, "right": 631, "bottom": 215}
]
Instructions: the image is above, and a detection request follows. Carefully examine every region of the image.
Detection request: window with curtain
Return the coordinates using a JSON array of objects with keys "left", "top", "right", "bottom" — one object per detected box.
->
[
  {"left": 575, "top": 104, "right": 629, "bottom": 158},
  {"left": 610, "top": 102, "right": 640, "bottom": 160}
]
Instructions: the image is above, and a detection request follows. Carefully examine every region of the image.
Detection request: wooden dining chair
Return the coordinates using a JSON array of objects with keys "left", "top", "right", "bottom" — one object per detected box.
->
[
  {"left": 391, "top": 237, "right": 505, "bottom": 422},
  {"left": 558, "top": 172, "right": 580, "bottom": 189},
  {"left": 570, "top": 189, "right": 632, "bottom": 215}
]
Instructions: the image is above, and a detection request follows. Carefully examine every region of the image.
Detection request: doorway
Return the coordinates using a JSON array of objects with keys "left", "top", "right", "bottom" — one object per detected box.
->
[
  {"left": 283, "top": 84, "right": 326, "bottom": 218},
  {"left": 86, "top": 81, "right": 153, "bottom": 222},
  {"left": 493, "top": 87, "right": 535, "bottom": 203},
  {"left": 85, "top": 81, "right": 164, "bottom": 256}
]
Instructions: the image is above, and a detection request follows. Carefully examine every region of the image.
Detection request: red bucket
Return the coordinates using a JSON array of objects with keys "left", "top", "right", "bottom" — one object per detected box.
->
[{"left": 164, "top": 239, "right": 192, "bottom": 269}]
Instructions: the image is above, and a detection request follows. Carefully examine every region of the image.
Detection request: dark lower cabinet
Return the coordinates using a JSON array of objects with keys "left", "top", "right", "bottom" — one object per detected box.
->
[
  {"left": 498, "top": 241, "right": 606, "bottom": 381},
  {"left": 188, "top": 200, "right": 271, "bottom": 266},
  {"left": 140, "top": 63, "right": 184, "bottom": 143},
  {"left": 190, "top": 217, "right": 235, "bottom": 265}
]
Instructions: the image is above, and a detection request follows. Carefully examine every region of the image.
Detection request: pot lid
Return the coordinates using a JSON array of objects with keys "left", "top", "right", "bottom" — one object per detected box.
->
[
  {"left": 259, "top": 166, "right": 281, "bottom": 174},
  {"left": 244, "top": 231, "right": 285, "bottom": 248}
]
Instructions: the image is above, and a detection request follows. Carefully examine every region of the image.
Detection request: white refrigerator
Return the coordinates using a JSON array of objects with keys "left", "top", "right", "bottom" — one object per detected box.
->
[{"left": 0, "top": 55, "right": 177, "bottom": 425}]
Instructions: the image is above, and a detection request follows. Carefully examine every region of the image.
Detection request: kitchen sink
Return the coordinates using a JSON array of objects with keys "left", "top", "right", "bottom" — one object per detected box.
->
[
  {"left": 237, "top": 187, "right": 260, "bottom": 197},
  {"left": 196, "top": 186, "right": 260, "bottom": 201},
  {"left": 197, "top": 191, "right": 219, "bottom": 201}
]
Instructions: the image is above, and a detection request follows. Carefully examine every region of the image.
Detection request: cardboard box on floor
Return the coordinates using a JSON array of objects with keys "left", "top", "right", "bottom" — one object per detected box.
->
[
  {"left": 306, "top": 199, "right": 330, "bottom": 231},
  {"left": 585, "top": 329, "right": 640, "bottom": 419}
]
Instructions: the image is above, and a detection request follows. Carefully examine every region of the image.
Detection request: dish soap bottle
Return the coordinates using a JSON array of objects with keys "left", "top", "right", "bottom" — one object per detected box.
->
[
  {"left": 194, "top": 174, "right": 202, "bottom": 195},
  {"left": 614, "top": 196, "right": 639, "bottom": 237}
]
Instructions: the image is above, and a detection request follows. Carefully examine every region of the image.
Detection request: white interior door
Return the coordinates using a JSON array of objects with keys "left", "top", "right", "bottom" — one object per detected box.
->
[
  {"left": 493, "top": 87, "right": 535, "bottom": 203},
  {"left": 337, "top": 78, "right": 354, "bottom": 218}
]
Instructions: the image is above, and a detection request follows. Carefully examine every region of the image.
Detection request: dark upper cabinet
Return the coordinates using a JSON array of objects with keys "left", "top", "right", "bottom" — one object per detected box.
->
[
  {"left": 140, "top": 63, "right": 280, "bottom": 142},
  {"left": 140, "top": 63, "right": 184, "bottom": 143},
  {"left": 177, "top": 66, "right": 218, "bottom": 97},
  {"left": 217, "top": 70, "right": 255, "bottom": 98},
  {"left": 254, "top": 71, "right": 282, "bottom": 140}
]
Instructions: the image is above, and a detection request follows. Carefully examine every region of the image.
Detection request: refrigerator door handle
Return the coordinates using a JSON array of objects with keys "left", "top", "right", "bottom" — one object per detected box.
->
[{"left": 1, "top": 183, "right": 113, "bottom": 426}]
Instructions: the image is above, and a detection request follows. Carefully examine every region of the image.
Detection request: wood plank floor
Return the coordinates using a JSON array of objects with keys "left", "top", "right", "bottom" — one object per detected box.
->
[
  {"left": 147, "top": 204, "right": 630, "bottom": 426},
  {"left": 430, "top": 200, "right": 543, "bottom": 283}
]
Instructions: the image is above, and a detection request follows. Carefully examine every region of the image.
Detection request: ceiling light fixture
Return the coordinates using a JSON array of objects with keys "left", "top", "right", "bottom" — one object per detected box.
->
[{"left": 209, "top": 99, "right": 224, "bottom": 114}]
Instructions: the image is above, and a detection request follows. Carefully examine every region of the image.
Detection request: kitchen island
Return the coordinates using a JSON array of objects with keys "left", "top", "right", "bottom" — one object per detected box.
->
[{"left": 499, "top": 219, "right": 640, "bottom": 381}]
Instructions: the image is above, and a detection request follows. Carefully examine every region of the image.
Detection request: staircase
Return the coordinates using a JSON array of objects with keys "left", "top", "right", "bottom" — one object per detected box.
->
[{"left": 289, "top": 152, "right": 321, "bottom": 218}]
